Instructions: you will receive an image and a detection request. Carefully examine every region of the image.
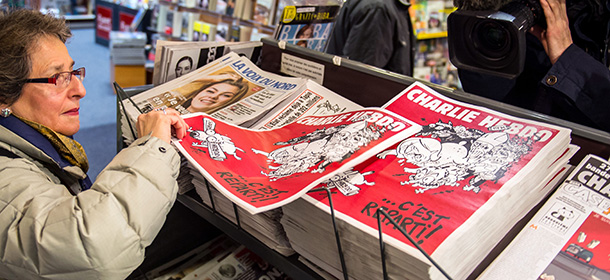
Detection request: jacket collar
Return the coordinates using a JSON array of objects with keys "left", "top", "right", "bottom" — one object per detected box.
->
[{"left": 0, "top": 115, "right": 92, "bottom": 190}]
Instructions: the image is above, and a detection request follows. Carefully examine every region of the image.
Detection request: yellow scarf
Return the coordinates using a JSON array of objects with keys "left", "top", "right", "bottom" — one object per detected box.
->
[{"left": 16, "top": 116, "right": 89, "bottom": 173}]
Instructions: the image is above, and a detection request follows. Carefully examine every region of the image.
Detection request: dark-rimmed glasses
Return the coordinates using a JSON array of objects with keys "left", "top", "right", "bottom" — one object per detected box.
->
[{"left": 24, "top": 67, "right": 85, "bottom": 89}]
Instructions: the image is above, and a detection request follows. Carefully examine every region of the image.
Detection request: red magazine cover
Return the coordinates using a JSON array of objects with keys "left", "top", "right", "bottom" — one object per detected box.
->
[
  {"left": 174, "top": 108, "right": 421, "bottom": 214},
  {"left": 558, "top": 212, "right": 610, "bottom": 271},
  {"left": 304, "top": 81, "right": 572, "bottom": 254}
]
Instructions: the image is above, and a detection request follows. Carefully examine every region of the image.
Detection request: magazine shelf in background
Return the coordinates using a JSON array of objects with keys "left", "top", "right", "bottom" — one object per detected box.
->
[
  {"left": 151, "top": 0, "right": 276, "bottom": 42},
  {"left": 117, "top": 38, "right": 610, "bottom": 280},
  {"left": 410, "top": 0, "right": 459, "bottom": 89}
]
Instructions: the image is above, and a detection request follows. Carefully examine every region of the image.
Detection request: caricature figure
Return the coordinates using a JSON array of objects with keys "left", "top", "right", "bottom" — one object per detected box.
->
[
  {"left": 312, "top": 100, "right": 344, "bottom": 116},
  {"left": 378, "top": 119, "right": 535, "bottom": 194},
  {"left": 463, "top": 132, "right": 513, "bottom": 193},
  {"left": 253, "top": 120, "right": 380, "bottom": 180},
  {"left": 378, "top": 137, "right": 442, "bottom": 166},
  {"left": 314, "top": 120, "right": 379, "bottom": 173},
  {"left": 251, "top": 140, "right": 326, "bottom": 180},
  {"left": 417, "top": 120, "right": 483, "bottom": 149},
  {"left": 551, "top": 207, "right": 574, "bottom": 221},
  {"left": 189, "top": 118, "right": 244, "bottom": 161},
  {"left": 324, "top": 169, "right": 375, "bottom": 196}
]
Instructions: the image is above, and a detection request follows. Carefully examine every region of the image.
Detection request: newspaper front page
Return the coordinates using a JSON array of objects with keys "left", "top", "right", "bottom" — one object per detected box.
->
[
  {"left": 480, "top": 154, "right": 610, "bottom": 280},
  {"left": 121, "top": 52, "right": 310, "bottom": 134}
]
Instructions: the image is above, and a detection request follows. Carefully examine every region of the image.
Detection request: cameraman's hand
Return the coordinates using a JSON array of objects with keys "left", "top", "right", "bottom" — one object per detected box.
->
[{"left": 530, "top": 0, "right": 573, "bottom": 64}]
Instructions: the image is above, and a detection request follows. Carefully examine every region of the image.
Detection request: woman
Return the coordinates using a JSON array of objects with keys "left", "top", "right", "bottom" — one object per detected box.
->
[
  {"left": 180, "top": 73, "right": 249, "bottom": 114},
  {"left": 144, "top": 72, "right": 250, "bottom": 115},
  {"left": 174, "top": 56, "right": 193, "bottom": 78},
  {"left": 296, "top": 24, "right": 313, "bottom": 39},
  {"left": 0, "top": 9, "right": 188, "bottom": 279}
]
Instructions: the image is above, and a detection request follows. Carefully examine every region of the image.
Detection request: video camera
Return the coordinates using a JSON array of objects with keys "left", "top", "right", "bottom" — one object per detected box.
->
[{"left": 447, "top": 0, "right": 547, "bottom": 79}]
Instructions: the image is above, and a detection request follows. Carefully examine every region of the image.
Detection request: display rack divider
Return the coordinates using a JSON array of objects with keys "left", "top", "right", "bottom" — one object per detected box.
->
[{"left": 117, "top": 38, "right": 610, "bottom": 280}]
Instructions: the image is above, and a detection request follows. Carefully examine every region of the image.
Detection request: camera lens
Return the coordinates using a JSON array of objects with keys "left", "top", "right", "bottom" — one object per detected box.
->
[{"left": 472, "top": 20, "right": 511, "bottom": 60}]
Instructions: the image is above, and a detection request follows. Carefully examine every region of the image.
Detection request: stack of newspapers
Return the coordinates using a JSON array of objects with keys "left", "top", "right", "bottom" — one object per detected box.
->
[
  {"left": 479, "top": 153, "right": 610, "bottom": 280},
  {"left": 193, "top": 175, "right": 295, "bottom": 256},
  {"left": 152, "top": 40, "right": 263, "bottom": 85},
  {"left": 120, "top": 51, "right": 362, "bottom": 143},
  {"left": 280, "top": 82, "right": 577, "bottom": 280}
]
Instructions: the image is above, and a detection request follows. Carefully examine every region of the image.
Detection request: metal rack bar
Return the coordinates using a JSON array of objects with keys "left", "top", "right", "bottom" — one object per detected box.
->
[
  {"left": 376, "top": 208, "right": 453, "bottom": 280},
  {"left": 307, "top": 187, "right": 349, "bottom": 280}
]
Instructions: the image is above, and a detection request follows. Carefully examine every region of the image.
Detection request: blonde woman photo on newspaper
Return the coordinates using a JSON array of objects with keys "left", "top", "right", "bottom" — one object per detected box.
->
[{"left": 140, "top": 71, "right": 253, "bottom": 115}]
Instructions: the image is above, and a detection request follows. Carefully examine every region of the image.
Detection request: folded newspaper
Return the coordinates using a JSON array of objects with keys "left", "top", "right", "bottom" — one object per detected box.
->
[
  {"left": 479, "top": 153, "right": 610, "bottom": 280},
  {"left": 173, "top": 108, "right": 422, "bottom": 214}
]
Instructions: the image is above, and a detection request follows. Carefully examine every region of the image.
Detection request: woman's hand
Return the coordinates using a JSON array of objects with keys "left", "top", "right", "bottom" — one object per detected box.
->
[
  {"left": 136, "top": 108, "right": 188, "bottom": 143},
  {"left": 530, "top": 0, "right": 573, "bottom": 64}
]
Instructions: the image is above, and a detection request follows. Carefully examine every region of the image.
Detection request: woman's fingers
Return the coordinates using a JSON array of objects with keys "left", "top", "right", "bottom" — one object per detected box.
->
[{"left": 137, "top": 108, "right": 188, "bottom": 143}]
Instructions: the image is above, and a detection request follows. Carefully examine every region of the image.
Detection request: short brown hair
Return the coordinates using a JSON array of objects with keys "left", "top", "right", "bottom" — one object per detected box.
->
[{"left": 0, "top": 9, "right": 72, "bottom": 105}]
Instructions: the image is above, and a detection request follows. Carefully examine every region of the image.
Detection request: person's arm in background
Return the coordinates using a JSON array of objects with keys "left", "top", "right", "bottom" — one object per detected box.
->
[{"left": 532, "top": 0, "right": 610, "bottom": 131}]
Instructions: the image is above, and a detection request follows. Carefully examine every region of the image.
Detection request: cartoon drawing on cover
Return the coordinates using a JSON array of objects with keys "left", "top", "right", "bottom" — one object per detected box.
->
[
  {"left": 322, "top": 168, "right": 375, "bottom": 196},
  {"left": 251, "top": 119, "right": 382, "bottom": 181},
  {"left": 188, "top": 118, "right": 245, "bottom": 161},
  {"left": 311, "top": 99, "right": 347, "bottom": 116},
  {"left": 377, "top": 136, "right": 469, "bottom": 193},
  {"left": 377, "top": 121, "right": 533, "bottom": 194}
]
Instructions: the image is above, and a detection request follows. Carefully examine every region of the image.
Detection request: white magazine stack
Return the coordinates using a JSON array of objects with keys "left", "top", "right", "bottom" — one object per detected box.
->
[{"left": 110, "top": 31, "right": 147, "bottom": 66}]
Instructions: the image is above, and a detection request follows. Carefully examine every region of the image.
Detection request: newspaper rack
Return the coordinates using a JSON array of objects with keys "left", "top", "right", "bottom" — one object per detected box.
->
[{"left": 117, "top": 38, "right": 610, "bottom": 280}]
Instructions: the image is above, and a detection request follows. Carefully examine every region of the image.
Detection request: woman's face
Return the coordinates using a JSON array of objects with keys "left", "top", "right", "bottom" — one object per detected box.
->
[
  {"left": 10, "top": 35, "right": 86, "bottom": 136},
  {"left": 298, "top": 27, "right": 313, "bottom": 39},
  {"left": 188, "top": 82, "right": 240, "bottom": 112},
  {"left": 175, "top": 59, "right": 192, "bottom": 77}
]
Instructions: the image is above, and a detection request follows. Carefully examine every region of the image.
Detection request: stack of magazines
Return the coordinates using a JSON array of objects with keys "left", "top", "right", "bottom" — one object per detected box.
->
[{"left": 152, "top": 40, "right": 263, "bottom": 85}]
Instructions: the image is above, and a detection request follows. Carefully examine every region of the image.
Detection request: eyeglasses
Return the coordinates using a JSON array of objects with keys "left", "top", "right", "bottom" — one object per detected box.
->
[{"left": 24, "top": 67, "right": 85, "bottom": 89}]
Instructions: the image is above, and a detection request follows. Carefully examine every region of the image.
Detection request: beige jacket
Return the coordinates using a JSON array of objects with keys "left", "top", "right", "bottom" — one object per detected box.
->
[{"left": 0, "top": 124, "right": 180, "bottom": 279}]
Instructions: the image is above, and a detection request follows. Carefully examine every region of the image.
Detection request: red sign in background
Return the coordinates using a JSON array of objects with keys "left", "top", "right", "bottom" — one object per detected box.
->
[
  {"left": 118, "top": 11, "right": 135, "bottom": 32},
  {"left": 96, "top": 5, "right": 112, "bottom": 40}
]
